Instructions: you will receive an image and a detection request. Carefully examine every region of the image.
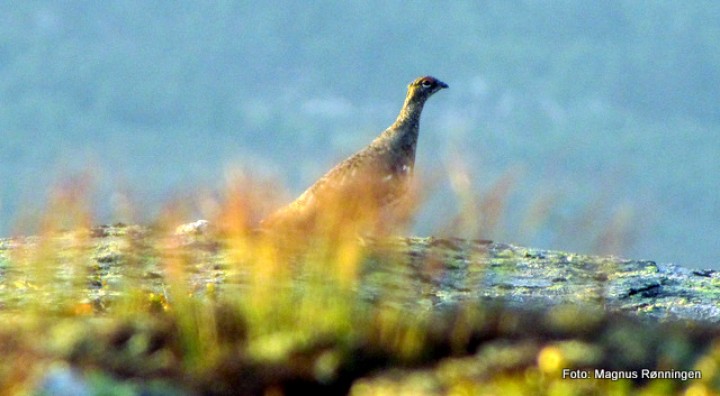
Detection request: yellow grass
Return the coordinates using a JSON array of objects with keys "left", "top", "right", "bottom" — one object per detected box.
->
[{"left": 0, "top": 165, "right": 655, "bottom": 394}]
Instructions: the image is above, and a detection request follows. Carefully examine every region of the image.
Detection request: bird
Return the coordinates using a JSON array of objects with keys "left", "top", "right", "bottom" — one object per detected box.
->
[{"left": 261, "top": 76, "right": 448, "bottom": 233}]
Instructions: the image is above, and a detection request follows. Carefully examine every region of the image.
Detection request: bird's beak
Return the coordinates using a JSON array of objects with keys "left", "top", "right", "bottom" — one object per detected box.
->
[{"left": 438, "top": 80, "right": 449, "bottom": 89}]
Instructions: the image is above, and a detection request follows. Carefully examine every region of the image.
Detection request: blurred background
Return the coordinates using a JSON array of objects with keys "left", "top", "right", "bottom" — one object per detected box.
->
[{"left": 0, "top": 1, "right": 718, "bottom": 267}]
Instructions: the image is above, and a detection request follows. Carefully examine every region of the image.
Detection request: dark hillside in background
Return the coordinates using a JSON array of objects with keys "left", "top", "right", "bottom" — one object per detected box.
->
[{"left": 0, "top": 1, "right": 718, "bottom": 267}]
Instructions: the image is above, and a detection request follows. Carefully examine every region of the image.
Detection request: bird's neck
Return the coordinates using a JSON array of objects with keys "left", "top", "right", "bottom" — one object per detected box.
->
[{"left": 391, "top": 95, "right": 425, "bottom": 132}]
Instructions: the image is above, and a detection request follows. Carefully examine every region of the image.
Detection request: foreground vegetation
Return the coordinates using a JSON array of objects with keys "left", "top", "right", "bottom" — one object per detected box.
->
[{"left": 1, "top": 198, "right": 719, "bottom": 394}]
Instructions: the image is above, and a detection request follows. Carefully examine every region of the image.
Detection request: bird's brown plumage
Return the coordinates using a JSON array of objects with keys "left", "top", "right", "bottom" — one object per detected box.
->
[{"left": 261, "top": 76, "right": 448, "bottom": 232}]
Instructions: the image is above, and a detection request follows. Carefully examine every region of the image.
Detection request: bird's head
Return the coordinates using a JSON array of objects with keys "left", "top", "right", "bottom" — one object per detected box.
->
[{"left": 408, "top": 76, "right": 448, "bottom": 101}]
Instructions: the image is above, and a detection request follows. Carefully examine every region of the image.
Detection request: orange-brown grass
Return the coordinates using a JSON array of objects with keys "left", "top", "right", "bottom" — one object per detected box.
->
[
  {"left": 443, "top": 160, "right": 522, "bottom": 240},
  {"left": 209, "top": 170, "right": 428, "bottom": 358},
  {"left": 440, "top": 159, "right": 637, "bottom": 257},
  {"left": 0, "top": 164, "right": 645, "bottom": 394}
]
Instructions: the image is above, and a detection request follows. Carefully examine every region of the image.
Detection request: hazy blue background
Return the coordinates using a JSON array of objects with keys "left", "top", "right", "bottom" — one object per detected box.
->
[{"left": 1, "top": 1, "right": 718, "bottom": 268}]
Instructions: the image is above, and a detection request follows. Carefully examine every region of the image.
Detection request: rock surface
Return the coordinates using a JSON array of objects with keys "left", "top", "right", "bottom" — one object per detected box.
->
[
  {"left": 1, "top": 224, "right": 717, "bottom": 323},
  {"left": 1, "top": 224, "right": 719, "bottom": 394},
  {"left": 360, "top": 236, "right": 720, "bottom": 323}
]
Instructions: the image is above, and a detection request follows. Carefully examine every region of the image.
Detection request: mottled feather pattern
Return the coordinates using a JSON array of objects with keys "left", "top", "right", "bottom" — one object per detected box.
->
[{"left": 261, "top": 76, "right": 447, "bottom": 230}]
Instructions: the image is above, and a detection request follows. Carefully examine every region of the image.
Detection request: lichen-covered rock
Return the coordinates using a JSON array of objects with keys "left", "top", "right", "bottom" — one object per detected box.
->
[
  {"left": 1, "top": 225, "right": 718, "bottom": 322},
  {"left": 1, "top": 224, "right": 719, "bottom": 395},
  {"left": 359, "top": 236, "right": 720, "bottom": 323}
]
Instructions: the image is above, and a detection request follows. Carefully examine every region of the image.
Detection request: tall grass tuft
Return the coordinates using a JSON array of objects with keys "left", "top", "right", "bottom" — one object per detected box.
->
[{"left": 0, "top": 163, "right": 647, "bottom": 393}]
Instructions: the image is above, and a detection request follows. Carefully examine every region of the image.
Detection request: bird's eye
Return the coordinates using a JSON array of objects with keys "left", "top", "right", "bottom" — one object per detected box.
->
[{"left": 421, "top": 79, "right": 433, "bottom": 88}]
